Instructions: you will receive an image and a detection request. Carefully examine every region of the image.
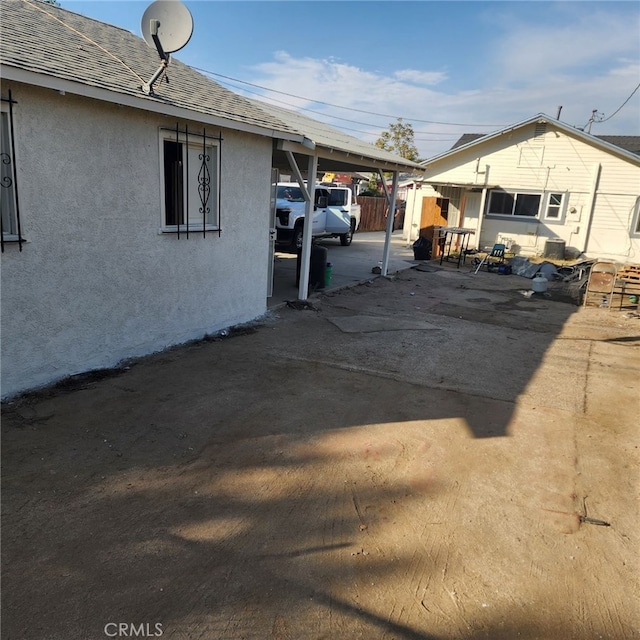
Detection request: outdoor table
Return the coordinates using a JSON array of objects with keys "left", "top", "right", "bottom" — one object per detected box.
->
[{"left": 438, "top": 227, "right": 476, "bottom": 268}]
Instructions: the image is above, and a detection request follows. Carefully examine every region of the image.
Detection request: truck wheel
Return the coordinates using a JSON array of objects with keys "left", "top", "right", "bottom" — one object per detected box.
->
[
  {"left": 291, "top": 225, "right": 304, "bottom": 251},
  {"left": 340, "top": 220, "right": 355, "bottom": 246}
]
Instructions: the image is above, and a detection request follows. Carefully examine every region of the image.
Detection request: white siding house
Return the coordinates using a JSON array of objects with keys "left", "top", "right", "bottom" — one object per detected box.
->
[{"left": 403, "top": 115, "right": 640, "bottom": 264}]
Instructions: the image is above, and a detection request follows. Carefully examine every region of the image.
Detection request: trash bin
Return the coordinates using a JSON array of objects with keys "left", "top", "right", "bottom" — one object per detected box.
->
[
  {"left": 310, "top": 244, "right": 328, "bottom": 289},
  {"left": 412, "top": 236, "right": 431, "bottom": 260},
  {"left": 296, "top": 244, "right": 328, "bottom": 289}
]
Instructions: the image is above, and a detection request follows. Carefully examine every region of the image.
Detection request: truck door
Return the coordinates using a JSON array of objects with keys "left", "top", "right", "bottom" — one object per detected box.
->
[
  {"left": 323, "top": 187, "right": 351, "bottom": 234},
  {"left": 310, "top": 188, "right": 330, "bottom": 235}
]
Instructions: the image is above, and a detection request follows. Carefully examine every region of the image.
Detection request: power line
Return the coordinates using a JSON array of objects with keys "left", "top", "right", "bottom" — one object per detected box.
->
[
  {"left": 211, "top": 73, "right": 461, "bottom": 140},
  {"left": 192, "top": 65, "right": 505, "bottom": 128},
  {"left": 600, "top": 82, "right": 640, "bottom": 123}
]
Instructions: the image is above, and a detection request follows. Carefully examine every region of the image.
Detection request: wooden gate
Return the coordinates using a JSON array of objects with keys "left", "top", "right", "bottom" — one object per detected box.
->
[
  {"left": 419, "top": 197, "right": 449, "bottom": 240},
  {"left": 357, "top": 196, "right": 388, "bottom": 232}
]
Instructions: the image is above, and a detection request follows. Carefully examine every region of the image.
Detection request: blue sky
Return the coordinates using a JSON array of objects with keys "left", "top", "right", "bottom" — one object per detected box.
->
[{"left": 64, "top": 1, "right": 640, "bottom": 158}]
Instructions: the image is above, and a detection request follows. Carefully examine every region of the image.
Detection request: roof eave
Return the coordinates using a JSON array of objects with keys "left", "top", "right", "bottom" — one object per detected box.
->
[
  {"left": 315, "top": 146, "right": 424, "bottom": 173},
  {"left": 421, "top": 113, "right": 640, "bottom": 167},
  {"left": 277, "top": 138, "right": 425, "bottom": 173},
  {"left": 1, "top": 64, "right": 306, "bottom": 143}
]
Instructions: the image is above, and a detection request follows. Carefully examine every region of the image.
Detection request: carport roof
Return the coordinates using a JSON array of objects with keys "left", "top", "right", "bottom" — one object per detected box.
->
[{"left": 253, "top": 100, "right": 425, "bottom": 174}]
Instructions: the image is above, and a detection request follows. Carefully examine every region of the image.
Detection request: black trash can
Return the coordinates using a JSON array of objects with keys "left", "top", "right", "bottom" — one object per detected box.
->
[
  {"left": 296, "top": 244, "right": 328, "bottom": 289},
  {"left": 310, "top": 244, "right": 328, "bottom": 289},
  {"left": 412, "top": 236, "right": 431, "bottom": 260}
]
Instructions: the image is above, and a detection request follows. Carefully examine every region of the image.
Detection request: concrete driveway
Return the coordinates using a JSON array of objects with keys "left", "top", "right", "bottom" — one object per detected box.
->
[
  {"left": 2, "top": 259, "right": 639, "bottom": 639},
  {"left": 270, "top": 230, "right": 415, "bottom": 307}
]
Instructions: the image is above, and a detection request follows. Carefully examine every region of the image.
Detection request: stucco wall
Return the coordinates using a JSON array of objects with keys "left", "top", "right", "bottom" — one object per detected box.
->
[{"left": 1, "top": 83, "right": 274, "bottom": 398}]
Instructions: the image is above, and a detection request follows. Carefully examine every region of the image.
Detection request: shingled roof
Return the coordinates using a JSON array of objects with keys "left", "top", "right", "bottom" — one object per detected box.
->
[
  {"left": 0, "top": 0, "right": 301, "bottom": 137},
  {"left": 596, "top": 135, "right": 640, "bottom": 156},
  {"left": 450, "top": 131, "right": 640, "bottom": 156},
  {"left": 1, "top": 0, "right": 424, "bottom": 174},
  {"left": 253, "top": 100, "right": 424, "bottom": 173}
]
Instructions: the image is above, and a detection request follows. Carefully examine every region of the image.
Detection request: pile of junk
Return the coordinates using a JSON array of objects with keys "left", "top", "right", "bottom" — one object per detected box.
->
[
  {"left": 473, "top": 249, "right": 640, "bottom": 310},
  {"left": 469, "top": 242, "right": 599, "bottom": 305}
]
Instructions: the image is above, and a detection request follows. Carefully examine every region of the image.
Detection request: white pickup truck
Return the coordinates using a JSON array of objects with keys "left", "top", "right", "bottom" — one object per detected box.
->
[{"left": 275, "top": 182, "right": 361, "bottom": 251}]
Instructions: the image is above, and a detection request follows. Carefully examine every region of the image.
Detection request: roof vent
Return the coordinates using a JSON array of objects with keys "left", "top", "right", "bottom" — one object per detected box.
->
[{"left": 534, "top": 122, "right": 547, "bottom": 137}]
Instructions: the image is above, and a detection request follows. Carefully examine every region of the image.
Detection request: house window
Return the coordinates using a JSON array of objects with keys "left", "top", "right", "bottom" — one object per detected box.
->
[
  {"left": 160, "top": 128, "right": 220, "bottom": 235},
  {"left": 545, "top": 193, "right": 565, "bottom": 220},
  {"left": 1, "top": 93, "right": 23, "bottom": 251},
  {"left": 487, "top": 190, "right": 541, "bottom": 218}
]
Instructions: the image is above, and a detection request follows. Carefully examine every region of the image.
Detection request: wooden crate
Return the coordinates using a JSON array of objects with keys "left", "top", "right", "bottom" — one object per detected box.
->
[{"left": 613, "top": 264, "right": 640, "bottom": 309}]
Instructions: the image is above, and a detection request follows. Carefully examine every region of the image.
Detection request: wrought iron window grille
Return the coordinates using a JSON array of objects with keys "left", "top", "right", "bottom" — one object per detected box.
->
[
  {"left": 1, "top": 90, "right": 23, "bottom": 252},
  {"left": 161, "top": 124, "right": 223, "bottom": 238}
]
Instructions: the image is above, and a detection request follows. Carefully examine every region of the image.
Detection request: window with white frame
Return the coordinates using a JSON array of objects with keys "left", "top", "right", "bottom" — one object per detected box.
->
[
  {"left": 160, "top": 129, "right": 220, "bottom": 233},
  {"left": 1, "top": 98, "right": 23, "bottom": 251},
  {"left": 486, "top": 190, "right": 541, "bottom": 218},
  {"left": 544, "top": 192, "right": 566, "bottom": 221}
]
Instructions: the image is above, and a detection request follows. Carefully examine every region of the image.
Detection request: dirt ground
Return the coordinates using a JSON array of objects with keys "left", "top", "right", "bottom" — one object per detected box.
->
[{"left": 2, "top": 263, "right": 639, "bottom": 640}]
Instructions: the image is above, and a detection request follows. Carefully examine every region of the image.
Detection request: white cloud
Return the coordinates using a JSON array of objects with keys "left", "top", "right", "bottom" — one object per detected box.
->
[
  {"left": 393, "top": 69, "right": 447, "bottom": 86},
  {"left": 490, "top": 8, "right": 640, "bottom": 81},
  {"left": 246, "top": 10, "right": 640, "bottom": 161}
]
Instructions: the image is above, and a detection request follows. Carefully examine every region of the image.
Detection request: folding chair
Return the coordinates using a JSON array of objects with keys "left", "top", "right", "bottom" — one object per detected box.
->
[
  {"left": 474, "top": 244, "right": 506, "bottom": 274},
  {"left": 583, "top": 261, "right": 617, "bottom": 309}
]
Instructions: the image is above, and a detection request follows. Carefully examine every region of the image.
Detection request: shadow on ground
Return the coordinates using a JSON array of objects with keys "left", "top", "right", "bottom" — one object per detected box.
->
[{"left": 3, "top": 266, "right": 637, "bottom": 639}]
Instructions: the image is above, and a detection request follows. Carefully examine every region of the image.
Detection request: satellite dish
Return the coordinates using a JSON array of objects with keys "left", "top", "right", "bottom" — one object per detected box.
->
[
  {"left": 140, "top": 0, "right": 193, "bottom": 95},
  {"left": 141, "top": 0, "right": 193, "bottom": 54}
]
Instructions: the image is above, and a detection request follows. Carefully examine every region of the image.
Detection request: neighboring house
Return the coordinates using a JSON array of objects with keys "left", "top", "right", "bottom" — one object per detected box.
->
[
  {"left": 1, "top": 0, "right": 420, "bottom": 399},
  {"left": 402, "top": 114, "right": 640, "bottom": 264}
]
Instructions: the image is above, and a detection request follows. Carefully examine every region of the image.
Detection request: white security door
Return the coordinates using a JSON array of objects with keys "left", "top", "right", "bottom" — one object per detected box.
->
[{"left": 267, "top": 168, "right": 278, "bottom": 298}]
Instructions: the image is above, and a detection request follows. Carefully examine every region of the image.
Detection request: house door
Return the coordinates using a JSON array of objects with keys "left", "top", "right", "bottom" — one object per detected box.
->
[{"left": 419, "top": 197, "right": 449, "bottom": 240}]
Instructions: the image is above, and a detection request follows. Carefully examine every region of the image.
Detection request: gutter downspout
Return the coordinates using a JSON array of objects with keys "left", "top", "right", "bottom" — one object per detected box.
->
[
  {"left": 582, "top": 162, "right": 601, "bottom": 256},
  {"left": 475, "top": 187, "right": 489, "bottom": 251}
]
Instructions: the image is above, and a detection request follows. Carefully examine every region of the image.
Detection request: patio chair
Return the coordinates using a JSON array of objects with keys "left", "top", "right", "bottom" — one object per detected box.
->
[
  {"left": 474, "top": 243, "right": 506, "bottom": 274},
  {"left": 583, "top": 261, "right": 617, "bottom": 309}
]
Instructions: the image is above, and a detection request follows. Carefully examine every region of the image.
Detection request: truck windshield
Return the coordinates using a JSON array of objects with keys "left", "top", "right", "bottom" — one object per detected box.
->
[{"left": 277, "top": 186, "right": 305, "bottom": 202}]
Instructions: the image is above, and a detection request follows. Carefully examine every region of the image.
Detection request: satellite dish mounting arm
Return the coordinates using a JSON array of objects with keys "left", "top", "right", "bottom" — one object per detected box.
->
[
  {"left": 142, "top": 19, "right": 170, "bottom": 95},
  {"left": 150, "top": 20, "right": 169, "bottom": 62}
]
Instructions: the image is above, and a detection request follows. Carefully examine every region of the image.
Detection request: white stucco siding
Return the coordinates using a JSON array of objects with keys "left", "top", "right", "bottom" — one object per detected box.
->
[{"left": 1, "top": 84, "right": 273, "bottom": 398}]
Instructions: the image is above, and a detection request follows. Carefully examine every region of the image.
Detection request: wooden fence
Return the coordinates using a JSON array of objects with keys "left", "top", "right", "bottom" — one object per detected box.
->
[{"left": 357, "top": 196, "right": 404, "bottom": 232}]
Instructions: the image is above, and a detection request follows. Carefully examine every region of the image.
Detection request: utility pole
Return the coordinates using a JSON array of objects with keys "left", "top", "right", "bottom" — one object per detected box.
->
[{"left": 586, "top": 109, "right": 604, "bottom": 133}]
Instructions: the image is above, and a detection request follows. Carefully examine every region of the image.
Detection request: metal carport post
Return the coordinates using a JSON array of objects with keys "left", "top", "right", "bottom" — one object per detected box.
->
[
  {"left": 284, "top": 149, "right": 318, "bottom": 302},
  {"left": 379, "top": 170, "right": 399, "bottom": 277}
]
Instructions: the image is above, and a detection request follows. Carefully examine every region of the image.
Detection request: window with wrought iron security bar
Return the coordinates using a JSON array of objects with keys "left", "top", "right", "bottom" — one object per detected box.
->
[
  {"left": 160, "top": 124, "right": 222, "bottom": 238},
  {"left": 1, "top": 91, "right": 23, "bottom": 251}
]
